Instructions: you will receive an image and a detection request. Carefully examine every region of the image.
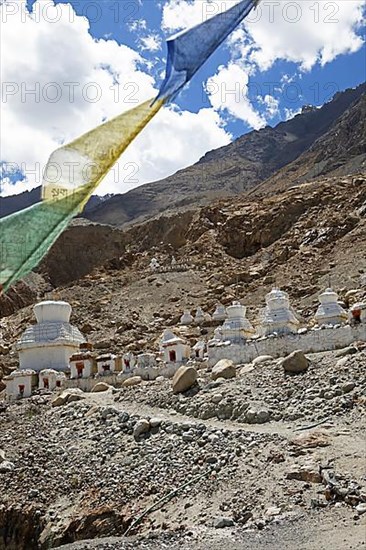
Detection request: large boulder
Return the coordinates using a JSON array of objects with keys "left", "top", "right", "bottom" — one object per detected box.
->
[
  {"left": 211, "top": 359, "right": 236, "bottom": 381},
  {"left": 122, "top": 376, "right": 142, "bottom": 388},
  {"left": 172, "top": 366, "right": 197, "bottom": 394},
  {"left": 91, "top": 382, "right": 111, "bottom": 393},
  {"left": 282, "top": 350, "right": 309, "bottom": 374},
  {"left": 52, "top": 389, "right": 85, "bottom": 407}
]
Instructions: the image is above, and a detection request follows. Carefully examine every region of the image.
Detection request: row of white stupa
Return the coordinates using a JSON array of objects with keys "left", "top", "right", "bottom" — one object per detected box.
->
[
  {"left": 3, "top": 289, "right": 365, "bottom": 400},
  {"left": 3, "top": 301, "right": 196, "bottom": 399},
  {"left": 181, "top": 288, "right": 366, "bottom": 343}
]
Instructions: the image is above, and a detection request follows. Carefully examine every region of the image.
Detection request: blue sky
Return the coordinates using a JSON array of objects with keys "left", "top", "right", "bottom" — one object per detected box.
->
[{"left": 1, "top": 0, "right": 365, "bottom": 196}]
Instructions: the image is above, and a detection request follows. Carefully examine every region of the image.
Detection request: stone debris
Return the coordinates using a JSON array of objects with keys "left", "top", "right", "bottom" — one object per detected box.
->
[
  {"left": 52, "top": 389, "right": 85, "bottom": 407},
  {"left": 0, "top": 460, "right": 15, "bottom": 473},
  {"left": 213, "top": 516, "right": 234, "bottom": 528},
  {"left": 286, "top": 462, "right": 323, "bottom": 484}
]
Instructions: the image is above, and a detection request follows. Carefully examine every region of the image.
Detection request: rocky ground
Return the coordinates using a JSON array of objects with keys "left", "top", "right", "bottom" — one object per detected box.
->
[
  {"left": 0, "top": 174, "right": 365, "bottom": 548},
  {"left": 0, "top": 345, "right": 365, "bottom": 549}
]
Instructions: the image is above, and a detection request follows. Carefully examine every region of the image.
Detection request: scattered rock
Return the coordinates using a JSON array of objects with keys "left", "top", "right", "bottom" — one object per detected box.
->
[
  {"left": 286, "top": 463, "right": 322, "bottom": 484},
  {"left": 265, "top": 506, "right": 281, "bottom": 517},
  {"left": 335, "top": 346, "right": 358, "bottom": 357},
  {"left": 0, "top": 461, "right": 15, "bottom": 473},
  {"left": 91, "top": 382, "right": 111, "bottom": 393},
  {"left": 52, "top": 389, "right": 85, "bottom": 407},
  {"left": 252, "top": 355, "right": 273, "bottom": 365},
  {"left": 211, "top": 359, "right": 236, "bottom": 381},
  {"left": 291, "top": 430, "right": 331, "bottom": 449},
  {"left": 94, "top": 339, "right": 111, "bottom": 349},
  {"left": 172, "top": 366, "right": 197, "bottom": 394},
  {"left": 122, "top": 376, "right": 142, "bottom": 388},
  {"left": 213, "top": 517, "right": 234, "bottom": 528},
  {"left": 0, "top": 344, "right": 10, "bottom": 355},
  {"left": 356, "top": 503, "right": 366, "bottom": 515},
  {"left": 246, "top": 406, "right": 270, "bottom": 424},
  {"left": 342, "top": 381, "right": 356, "bottom": 393},
  {"left": 133, "top": 419, "right": 150, "bottom": 438},
  {"left": 282, "top": 350, "right": 309, "bottom": 374},
  {"left": 52, "top": 394, "right": 69, "bottom": 407}
]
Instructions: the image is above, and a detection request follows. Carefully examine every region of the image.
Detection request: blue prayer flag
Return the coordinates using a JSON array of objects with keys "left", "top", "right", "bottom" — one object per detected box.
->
[{"left": 157, "top": 0, "right": 259, "bottom": 101}]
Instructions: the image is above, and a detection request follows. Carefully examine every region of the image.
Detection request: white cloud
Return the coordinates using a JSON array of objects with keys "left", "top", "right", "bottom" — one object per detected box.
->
[
  {"left": 0, "top": 0, "right": 230, "bottom": 196},
  {"left": 163, "top": 0, "right": 365, "bottom": 71},
  {"left": 206, "top": 63, "right": 266, "bottom": 129},
  {"left": 246, "top": 0, "right": 365, "bottom": 71},
  {"left": 139, "top": 33, "right": 162, "bottom": 53},
  {"left": 261, "top": 94, "right": 280, "bottom": 119},
  {"left": 162, "top": 0, "right": 364, "bottom": 132},
  {"left": 162, "top": 0, "right": 234, "bottom": 32}
]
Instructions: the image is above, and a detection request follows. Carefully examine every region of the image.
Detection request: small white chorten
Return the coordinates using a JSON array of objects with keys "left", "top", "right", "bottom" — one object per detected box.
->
[
  {"left": 262, "top": 289, "right": 299, "bottom": 336},
  {"left": 4, "top": 369, "right": 36, "bottom": 401},
  {"left": 17, "top": 301, "right": 85, "bottom": 372},
  {"left": 137, "top": 353, "right": 157, "bottom": 369},
  {"left": 149, "top": 258, "right": 160, "bottom": 271},
  {"left": 161, "top": 330, "right": 191, "bottom": 364},
  {"left": 180, "top": 310, "right": 194, "bottom": 325},
  {"left": 221, "top": 302, "right": 255, "bottom": 343},
  {"left": 193, "top": 340, "right": 206, "bottom": 360},
  {"left": 195, "top": 307, "right": 205, "bottom": 325},
  {"left": 39, "top": 369, "right": 66, "bottom": 390},
  {"left": 212, "top": 304, "right": 227, "bottom": 322},
  {"left": 70, "top": 351, "right": 94, "bottom": 379},
  {"left": 96, "top": 354, "right": 118, "bottom": 376},
  {"left": 122, "top": 352, "right": 136, "bottom": 372},
  {"left": 315, "top": 288, "right": 348, "bottom": 326},
  {"left": 350, "top": 303, "right": 366, "bottom": 324}
]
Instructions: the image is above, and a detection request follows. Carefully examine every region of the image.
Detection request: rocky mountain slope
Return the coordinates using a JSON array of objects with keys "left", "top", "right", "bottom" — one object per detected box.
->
[
  {"left": 2, "top": 84, "right": 364, "bottom": 227},
  {"left": 253, "top": 92, "right": 366, "bottom": 196},
  {"left": 0, "top": 123, "right": 366, "bottom": 550},
  {"left": 0, "top": 188, "right": 109, "bottom": 219},
  {"left": 85, "top": 83, "right": 365, "bottom": 226}
]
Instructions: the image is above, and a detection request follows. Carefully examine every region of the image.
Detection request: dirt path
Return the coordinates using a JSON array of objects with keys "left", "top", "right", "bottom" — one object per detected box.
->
[
  {"left": 58, "top": 507, "right": 366, "bottom": 550},
  {"left": 90, "top": 391, "right": 310, "bottom": 439}
]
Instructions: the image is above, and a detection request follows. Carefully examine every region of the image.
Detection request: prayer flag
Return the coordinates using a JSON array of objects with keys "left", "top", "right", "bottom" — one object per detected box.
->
[{"left": 156, "top": 0, "right": 258, "bottom": 101}]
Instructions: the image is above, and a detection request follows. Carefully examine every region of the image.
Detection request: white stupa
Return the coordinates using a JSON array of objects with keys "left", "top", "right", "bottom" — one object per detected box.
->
[
  {"left": 16, "top": 301, "right": 85, "bottom": 372},
  {"left": 212, "top": 304, "right": 227, "bottom": 322},
  {"left": 221, "top": 302, "right": 255, "bottom": 343},
  {"left": 315, "top": 289, "right": 348, "bottom": 326},
  {"left": 262, "top": 289, "right": 299, "bottom": 336},
  {"left": 180, "top": 310, "right": 194, "bottom": 325},
  {"left": 195, "top": 307, "right": 205, "bottom": 324}
]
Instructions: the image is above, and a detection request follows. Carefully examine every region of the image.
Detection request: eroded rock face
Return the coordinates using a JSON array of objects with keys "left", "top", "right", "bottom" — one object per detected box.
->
[
  {"left": 0, "top": 281, "right": 37, "bottom": 318},
  {"left": 172, "top": 366, "right": 197, "bottom": 394},
  {"left": 0, "top": 507, "right": 44, "bottom": 550}
]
